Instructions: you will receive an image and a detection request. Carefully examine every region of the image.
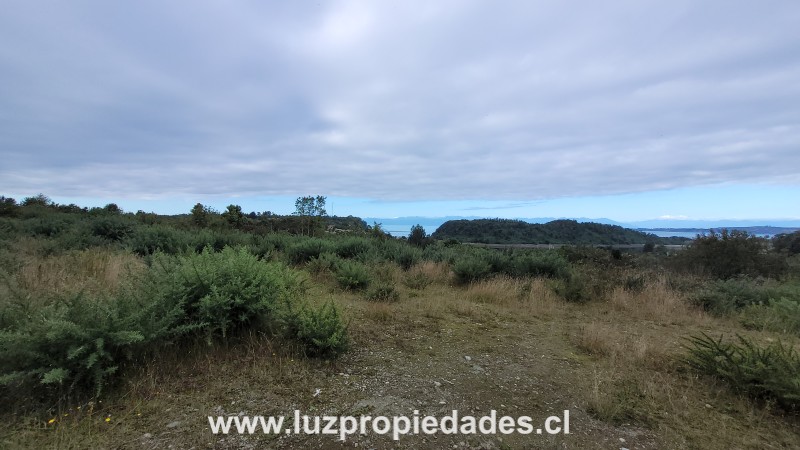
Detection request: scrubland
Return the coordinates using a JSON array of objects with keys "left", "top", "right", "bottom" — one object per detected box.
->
[{"left": 0, "top": 203, "right": 798, "bottom": 449}]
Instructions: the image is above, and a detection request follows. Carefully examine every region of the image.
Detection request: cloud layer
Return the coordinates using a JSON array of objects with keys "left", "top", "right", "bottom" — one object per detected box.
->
[{"left": 2, "top": 0, "right": 799, "bottom": 201}]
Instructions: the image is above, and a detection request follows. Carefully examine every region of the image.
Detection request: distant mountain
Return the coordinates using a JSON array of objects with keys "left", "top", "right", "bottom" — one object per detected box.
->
[
  {"left": 626, "top": 219, "right": 800, "bottom": 228},
  {"left": 638, "top": 226, "right": 799, "bottom": 237},
  {"left": 431, "top": 218, "right": 688, "bottom": 245}
]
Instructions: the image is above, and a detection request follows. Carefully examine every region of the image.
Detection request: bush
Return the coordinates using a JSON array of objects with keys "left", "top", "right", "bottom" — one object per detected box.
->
[
  {"left": 390, "top": 246, "right": 422, "bottom": 271},
  {"left": 623, "top": 274, "right": 647, "bottom": 293},
  {"left": 127, "top": 225, "right": 193, "bottom": 256},
  {"left": 689, "top": 278, "right": 800, "bottom": 316},
  {"left": 365, "top": 283, "right": 400, "bottom": 302},
  {"left": 673, "top": 230, "right": 787, "bottom": 279},
  {"left": 26, "top": 216, "right": 72, "bottom": 238},
  {"left": 334, "top": 237, "right": 371, "bottom": 259},
  {"left": 89, "top": 216, "right": 134, "bottom": 241},
  {"left": 510, "top": 251, "right": 570, "bottom": 279},
  {"left": 306, "top": 252, "right": 339, "bottom": 275},
  {"left": 286, "top": 301, "right": 349, "bottom": 358},
  {"left": 740, "top": 298, "right": 800, "bottom": 336},
  {"left": 452, "top": 256, "right": 492, "bottom": 285},
  {"left": 0, "top": 287, "right": 170, "bottom": 401},
  {"left": 683, "top": 333, "right": 800, "bottom": 411},
  {"left": 287, "top": 238, "right": 335, "bottom": 265},
  {"left": 150, "top": 246, "right": 304, "bottom": 340},
  {"left": 553, "top": 271, "right": 592, "bottom": 303},
  {"left": 773, "top": 231, "right": 800, "bottom": 256},
  {"left": 403, "top": 271, "right": 433, "bottom": 290},
  {"left": 335, "top": 260, "right": 371, "bottom": 290}
]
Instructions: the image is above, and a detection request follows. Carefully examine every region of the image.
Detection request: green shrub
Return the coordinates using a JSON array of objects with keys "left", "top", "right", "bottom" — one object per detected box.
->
[
  {"left": 26, "top": 216, "right": 72, "bottom": 238},
  {"left": 261, "top": 233, "right": 292, "bottom": 252},
  {"left": 334, "top": 237, "right": 371, "bottom": 259},
  {"left": 306, "top": 252, "right": 339, "bottom": 275},
  {"left": 773, "top": 231, "right": 800, "bottom": 256},
  {"left": 286, "top": 301, "right": 349, "bottom": 358},
  {"left": 408, "top": 224, "right": 429, "bottom": 248},
  {"left": 510, "top": 251, "right": 570, "bottom": 279},
  {"left": 0, "top": 287, "right": 170, "bottom": 400},
  {"left": 740, "top": 298, "right": 800, "bottom": 336},
  {"left": 673, "top": 230, "right": 787, "bottom": 279},
  {"left": 692, "top": 278, "right": 774, "bottom": 316},
  {"left": 552, "top": 271, "right": 592, "bottom": 303},
  {"left": 403, "top": 271, "right": 433, "bottom": 290},
  {"left": 127, "top": 225, "right": 193, "bottom": 256},
  {"left": 683, "top": 333, "right": 800, "bottom": 411},
  {"left": 390, "top": 246, "right": 422, "bottom": 271},
  {"left": 365, "top": 283, "right": 400, "bottom": 302},
  {"left": 150, "top": 246, "right": 304, "bottom": 340},
  {"left": 89, "top": 216, "right": 134, "bottom": 241},
  {"left": 452, "top": 256, "right": 492, "bottom": 285},
  {"left": 287, "top": 238, "right": 335, "bottom": 265},
  {"left": 623, "top": 274, "right": 647, "bottom": 293},
  {"left": 335, "top": 260, "right": 371, "bottom": 290}
]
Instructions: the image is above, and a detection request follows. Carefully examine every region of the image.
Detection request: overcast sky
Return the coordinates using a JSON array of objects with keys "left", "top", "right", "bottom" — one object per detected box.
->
[{"left": 2, "top": 1, "right": 799, "bottom": 220}]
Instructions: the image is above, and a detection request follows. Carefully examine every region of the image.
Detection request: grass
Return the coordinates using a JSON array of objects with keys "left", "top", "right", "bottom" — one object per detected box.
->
[{"left": 2, "top": 242, "right": 799, "bottom": 449}]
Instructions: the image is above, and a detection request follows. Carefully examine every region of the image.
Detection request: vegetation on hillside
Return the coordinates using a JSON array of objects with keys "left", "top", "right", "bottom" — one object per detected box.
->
[{"left": 432, "top": 218, "right": 689, "bottom": 245}]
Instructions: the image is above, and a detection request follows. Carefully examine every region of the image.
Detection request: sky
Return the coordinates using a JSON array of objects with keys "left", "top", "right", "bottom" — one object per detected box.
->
[{"left": 1, "top": 1, "right": 799, "bottom": 222}]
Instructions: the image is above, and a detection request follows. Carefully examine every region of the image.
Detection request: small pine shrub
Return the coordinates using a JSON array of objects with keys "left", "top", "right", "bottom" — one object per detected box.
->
[
  {"left": 286, "top": 301, "right": 349, "bottom": 358},
  {"left": 365, "top": 283, "right": 400, "bottom": 302},
  {"left": 335, "top": 260, "right": 371, "bottom": 290},
  {"left": 683, "top": 333, "right": 800, "bottom": 411}
]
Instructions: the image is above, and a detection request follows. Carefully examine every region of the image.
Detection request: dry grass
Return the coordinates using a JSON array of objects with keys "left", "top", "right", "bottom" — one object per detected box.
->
[
  {"left": 14, "top": 248, "right": 144, "bottom": 297},
  {"left": 364, "top": 301, "right": 394, "bottom": 323},
  {"left": 608, "top": 275, "right": 709, "bottom": 326},
  {"left": 407, "top": 261, "right": 450, "bottom": 284}
]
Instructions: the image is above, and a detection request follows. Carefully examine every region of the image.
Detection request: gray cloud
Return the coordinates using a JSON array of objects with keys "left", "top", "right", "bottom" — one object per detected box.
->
[{"left": 1, "top": 0, "right": 799, "bottom": 201}]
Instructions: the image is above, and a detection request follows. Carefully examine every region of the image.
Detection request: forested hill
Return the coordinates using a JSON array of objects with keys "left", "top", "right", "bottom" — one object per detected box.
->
[{"left": 432, "top": 219, "right": 689, "bottom": 245}]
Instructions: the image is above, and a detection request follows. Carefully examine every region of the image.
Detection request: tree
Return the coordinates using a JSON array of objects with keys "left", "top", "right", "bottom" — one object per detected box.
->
[
  {"left": 0, "top": 196, "right": 19, "bottom": 217},
  {"left": 21, "top": 193, "right": 52, "bottom": 207},
  {"left": 408, "top": 224, "right": 428, "bottom": 247},
  {"left": 773, "top": 231, "right": 800, "bottom": 256},
  {"left": 294, "top": 195, "right": 327, "bottom": 236},
  {"left": 103, "top": 203, "right": 122, "bottom": 214},
  {"left": 369, "top": 222, "right": 389, "bottom": 240},
  {"left": 294, "top": 195, "right": 327, "bottom": 217},
  {"left": 222, "top": 204, "right": 244, "bottom": 228},
  {"left": 191, "top": 203, "right": 210, "bottom": 227}
]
